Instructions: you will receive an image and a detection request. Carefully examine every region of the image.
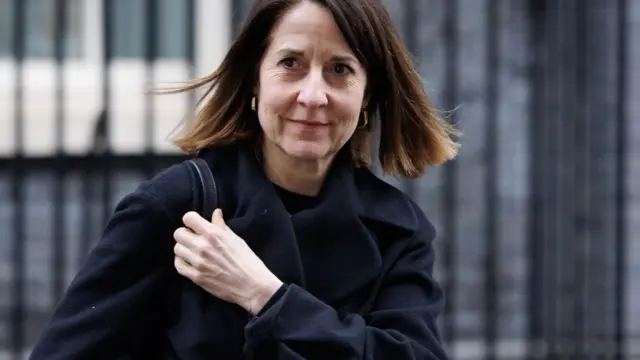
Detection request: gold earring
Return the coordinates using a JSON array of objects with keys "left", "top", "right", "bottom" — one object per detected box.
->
[
  {"left": 251, "top": 96, "right": 256, "bottom": 111},
  {"left": 358, "top": 110, "right": 368, "bottom": 129}
]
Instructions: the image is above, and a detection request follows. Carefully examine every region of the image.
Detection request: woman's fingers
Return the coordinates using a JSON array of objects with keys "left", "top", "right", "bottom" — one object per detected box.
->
[
  {"left": 174, "top": 242, "right": 199, "bottom": 267},
  {"left": 173, "top": 227, "right": 200, "bottom": 251},
  {"left": 174, "top": 256, "right": 199, "bottom": 280},
  {"left": 182, "top": 211, "right": 225, "bottom": 239},
  {"left": 174, "top": 242, "right": 226, "bottom": 284}
]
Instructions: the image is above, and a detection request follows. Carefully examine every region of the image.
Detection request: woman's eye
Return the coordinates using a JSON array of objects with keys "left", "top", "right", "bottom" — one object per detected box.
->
[
  {"left": 281, "top": 58, "right": 298, "bottom": 69},
  {"left": 333, "top": 63, "right": 353, "bottom": 75}
]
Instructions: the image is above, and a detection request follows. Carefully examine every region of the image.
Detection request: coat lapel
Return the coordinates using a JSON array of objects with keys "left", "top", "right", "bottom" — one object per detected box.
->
[
  {"left": 221, "top": 146, "right": 307, "bottom": 287},
  {"left": 226, "top": 184, "right": 307, "bottom": 288},
  {"left": 289, "top": 162, "right": 383, "bottom": 305}
]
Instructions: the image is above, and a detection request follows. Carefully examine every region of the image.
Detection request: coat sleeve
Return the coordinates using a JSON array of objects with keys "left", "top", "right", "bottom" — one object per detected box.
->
[
  {"left": 29, "top": 183, "right": 178, "bottom": 360},
  {"left": 243, "top": 212, "right": 448, "bottom": 359}
]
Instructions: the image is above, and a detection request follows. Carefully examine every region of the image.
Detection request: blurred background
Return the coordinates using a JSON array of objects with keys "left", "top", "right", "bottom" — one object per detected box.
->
[{"left": 0, "top": 0, "right": 638, "bottom": 359}]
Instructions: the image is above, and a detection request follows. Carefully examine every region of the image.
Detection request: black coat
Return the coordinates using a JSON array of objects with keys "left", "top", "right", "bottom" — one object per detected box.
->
[{"left": 29, "top": 143, "right": 448, "bottom": 359}]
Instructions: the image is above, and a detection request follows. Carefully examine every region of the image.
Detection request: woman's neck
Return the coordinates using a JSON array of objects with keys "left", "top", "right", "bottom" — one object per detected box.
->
[{"left": 261, "top": 142, "right": 333, "bottom": 196}]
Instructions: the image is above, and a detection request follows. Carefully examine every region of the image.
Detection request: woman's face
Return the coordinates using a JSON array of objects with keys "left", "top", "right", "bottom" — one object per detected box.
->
[{"left": 255, "top": 0, "right": 368, "bottom": 162}]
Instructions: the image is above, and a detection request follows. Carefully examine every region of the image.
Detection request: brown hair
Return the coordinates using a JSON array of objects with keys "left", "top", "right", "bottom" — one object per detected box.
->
[{"left": 165, "top": 0, "right": 460, "bottom": 179}]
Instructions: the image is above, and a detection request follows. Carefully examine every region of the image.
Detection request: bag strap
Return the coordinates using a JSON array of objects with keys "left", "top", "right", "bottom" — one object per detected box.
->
[{"left": 186, "top": 158, "right": 218, "bottom": 219}]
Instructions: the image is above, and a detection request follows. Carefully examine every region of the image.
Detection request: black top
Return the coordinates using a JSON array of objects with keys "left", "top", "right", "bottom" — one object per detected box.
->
[
  {"left": 272, "top": 183, "right": 319, "bottom": 215},
  {"left": 29, "top": 142, "right": 447, "bottom": 360}
]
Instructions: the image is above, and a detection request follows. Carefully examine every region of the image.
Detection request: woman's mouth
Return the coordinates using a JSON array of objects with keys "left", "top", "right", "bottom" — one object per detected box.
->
[{"left": 288, "top": 119, "right": 329, "bottom": 130}]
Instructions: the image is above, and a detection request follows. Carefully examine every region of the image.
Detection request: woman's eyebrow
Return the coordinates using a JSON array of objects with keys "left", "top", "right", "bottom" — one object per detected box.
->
[{"left": 275, "top": 48, "right": 357, "bottom": 63}]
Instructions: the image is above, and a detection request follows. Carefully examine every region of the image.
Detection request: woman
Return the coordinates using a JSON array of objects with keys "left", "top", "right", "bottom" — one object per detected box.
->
[{"left": 30, "top": 0, "right": 459, "bottom": 359}]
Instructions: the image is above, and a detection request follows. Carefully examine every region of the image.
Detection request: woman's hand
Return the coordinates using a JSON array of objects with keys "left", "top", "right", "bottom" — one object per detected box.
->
[{"left": 173, "top": 209, "right": 283, "bottom": 315}]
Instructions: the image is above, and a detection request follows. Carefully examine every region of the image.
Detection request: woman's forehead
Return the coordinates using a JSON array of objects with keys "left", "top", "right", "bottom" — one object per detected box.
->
[{"left": 267, "top": 2, "right": 354, "bottom": 57}]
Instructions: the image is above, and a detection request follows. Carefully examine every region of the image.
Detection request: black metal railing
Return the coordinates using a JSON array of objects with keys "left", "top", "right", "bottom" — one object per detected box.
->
[{"left": 0, "top": 0, "right": 636, "bottom": 359}]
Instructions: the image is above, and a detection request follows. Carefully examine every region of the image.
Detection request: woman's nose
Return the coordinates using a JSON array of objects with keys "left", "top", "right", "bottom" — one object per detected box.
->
[{"left": 297, "top": 70, "right": 328, "bottom": 108}]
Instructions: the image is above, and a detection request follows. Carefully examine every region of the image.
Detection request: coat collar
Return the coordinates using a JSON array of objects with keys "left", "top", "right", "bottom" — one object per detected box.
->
[{"left": 200, "top": 144, "right": 419, "bottom": 305}]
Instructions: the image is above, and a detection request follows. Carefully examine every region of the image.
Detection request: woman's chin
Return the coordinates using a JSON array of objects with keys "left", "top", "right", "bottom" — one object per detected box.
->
[{"left": 281, "top": 142, "right": 332, "bottom": 161}]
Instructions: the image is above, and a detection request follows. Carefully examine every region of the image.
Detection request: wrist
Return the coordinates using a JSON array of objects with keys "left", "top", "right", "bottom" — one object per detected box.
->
[{"left": 248, "top": 275, "right": 283, "bottom": 316}]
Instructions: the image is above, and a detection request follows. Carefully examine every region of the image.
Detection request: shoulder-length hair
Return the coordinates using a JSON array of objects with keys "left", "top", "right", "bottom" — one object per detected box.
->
[{"left": 166, "top": 0, "right": 460, "bottom": 179}]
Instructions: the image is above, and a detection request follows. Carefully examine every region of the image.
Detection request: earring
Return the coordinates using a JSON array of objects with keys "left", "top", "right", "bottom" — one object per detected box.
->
[
  {"left": 251, "top": 96, "right": 256, "bottom": 111},
  {"left": 358, "top": 110, "right": 368, "bottom": 129}
]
